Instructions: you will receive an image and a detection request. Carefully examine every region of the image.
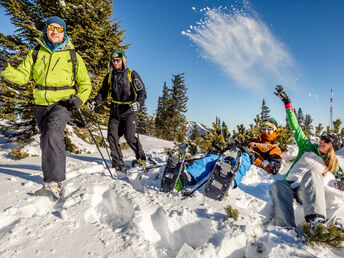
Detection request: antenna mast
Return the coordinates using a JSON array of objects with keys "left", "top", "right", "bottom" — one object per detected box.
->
[{"left": 330, "top": 89, "right": 333, "bottom": 130}]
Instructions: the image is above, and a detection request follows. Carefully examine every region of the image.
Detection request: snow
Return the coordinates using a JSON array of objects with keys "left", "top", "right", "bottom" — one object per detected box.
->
[{"left": 0, "top": 133, "right": 344, "bottom": 257}]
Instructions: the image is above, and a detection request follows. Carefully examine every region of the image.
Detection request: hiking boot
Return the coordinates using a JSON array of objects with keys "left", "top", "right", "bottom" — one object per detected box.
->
[
  {"left": 132, "top": 159, "right": 147, "bottom": 168},
  {"left": 34, "top": 181, "right": 62, "bottom": 201}
]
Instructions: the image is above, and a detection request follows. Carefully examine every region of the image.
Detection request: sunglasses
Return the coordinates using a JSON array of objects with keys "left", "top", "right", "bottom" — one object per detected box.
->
[
  {"left": 261, "top": 126, "right": 274, "bottom": 131},
  {"left": 112, "top": 58, "right": 122, "bottom": 63},
  {"left": 47, "top": 24, "right": 64, "bottom": 33}
]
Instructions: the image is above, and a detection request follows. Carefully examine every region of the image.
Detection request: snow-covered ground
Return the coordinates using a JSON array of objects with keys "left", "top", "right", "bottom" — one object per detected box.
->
[{"left": 0, "top": 133, "right": 344, "bottom": 258}]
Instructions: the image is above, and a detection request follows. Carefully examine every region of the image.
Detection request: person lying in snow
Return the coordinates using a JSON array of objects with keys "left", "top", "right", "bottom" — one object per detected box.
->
[
  {"left": 270, "top": 85, "right": 344, "bottom": 230},
  {"left": 177, "top": 117, "right": 282, "bottom": 191}
]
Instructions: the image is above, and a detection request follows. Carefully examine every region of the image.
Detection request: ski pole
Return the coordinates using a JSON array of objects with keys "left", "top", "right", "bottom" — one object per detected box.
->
[
  {"left": 77, "top": 109, "right": 115, "bottom": 179},
  {"left": 91, "top": 109, "right": 112, "bottom": 162}
]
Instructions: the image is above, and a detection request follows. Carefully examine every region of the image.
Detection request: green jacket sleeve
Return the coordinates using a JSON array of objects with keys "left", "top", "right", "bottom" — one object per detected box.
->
[
  {"left": 75, "top": 53, "right": 92, "bottom": 104},
  {"left": 1, "top": 50, "right": 34, "bottom": 85},
  {"left": 286, "top": 107, "right": 310, "bottom": 150}
]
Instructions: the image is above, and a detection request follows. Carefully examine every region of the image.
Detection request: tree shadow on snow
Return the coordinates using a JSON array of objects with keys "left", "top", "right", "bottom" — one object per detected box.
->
[{"left": 0, "top": 165, "right": 42, "bottom": 183}]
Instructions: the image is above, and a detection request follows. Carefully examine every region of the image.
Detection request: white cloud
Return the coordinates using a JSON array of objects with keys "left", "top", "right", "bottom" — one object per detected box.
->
[{"left": 183, "top": 7, "right": 294, "bottom": 90}]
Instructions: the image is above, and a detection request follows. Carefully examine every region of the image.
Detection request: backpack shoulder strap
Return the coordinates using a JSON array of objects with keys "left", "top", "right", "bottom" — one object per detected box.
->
[
  {"left": 32, "top": 45, "right": 41, "bottom": 65},
  {"left": 128, "top": 69, "right": 133, "bottom": 84},
  {"left": 68, "top": 49, "right": 77, "bottom": 82}
]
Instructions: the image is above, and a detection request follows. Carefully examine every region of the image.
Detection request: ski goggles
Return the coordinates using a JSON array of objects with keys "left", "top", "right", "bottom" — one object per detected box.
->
[
  {"left": 112, "top": 58, "right": 122, "bottom": 63},
  {"left": 47, "top": 24, "right": 64, "bottom": 33},
  {"left": 320, "top": 134, "right": 335, "bottom": 144},
  {"left": 261, "top": 126, "right": 274, "bottom": 131}
]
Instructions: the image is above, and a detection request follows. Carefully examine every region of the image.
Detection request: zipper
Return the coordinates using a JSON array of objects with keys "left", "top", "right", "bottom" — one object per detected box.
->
[
  {"left": 51, "top": 57, "right": 60, "bottom": 71},
  {"left": 44, "top": 54, "right": 53, "bottom": 106}
]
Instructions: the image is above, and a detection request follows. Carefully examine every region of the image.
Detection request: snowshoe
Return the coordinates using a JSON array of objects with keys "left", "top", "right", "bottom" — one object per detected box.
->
[
  {"left": 203, "top": 146, "right": 242, "bottom": 201},
  {"left": 160, "top": 143, "right": 188, "bottom": 193},
  {"left": 33, "top": 182, "right": 63, "bottom": 201}
]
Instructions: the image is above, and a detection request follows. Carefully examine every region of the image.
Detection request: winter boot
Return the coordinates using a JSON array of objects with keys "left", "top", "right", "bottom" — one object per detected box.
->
[{"left": 34, "top": 181, "right": 62, "bottom": 201}]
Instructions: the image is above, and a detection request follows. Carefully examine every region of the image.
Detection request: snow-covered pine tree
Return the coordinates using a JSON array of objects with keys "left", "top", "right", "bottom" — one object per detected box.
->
[
  {"left": 0, "top": 0, "right": 127, "bottom": 152},
  {"left": 260, "top": 99, "right": 270, "bottom": 121}
]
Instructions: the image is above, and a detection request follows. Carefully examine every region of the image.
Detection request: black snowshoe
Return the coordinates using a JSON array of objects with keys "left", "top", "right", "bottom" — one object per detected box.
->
[
  {"left": 160, "top": 143, "right": 188, "bottom": 193},
  {"left": 203, "top": 146, "right": 242, "bottom": 201}
]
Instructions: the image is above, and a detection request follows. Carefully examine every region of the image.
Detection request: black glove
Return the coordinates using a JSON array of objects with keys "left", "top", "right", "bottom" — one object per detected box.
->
[
  {"left": 0, "top": 57, "right": 8, "bottom": 73},
  {"left": 238, "top": 145, "right": 259, "bottom": 164},
  {"left": 87, "top": 100, "right": 97, "bottom": 111},
  {"left": 60, "top": 95, "right": 83, "bottom": 111},
  {"left": 274, "top": 85, "right": 291, "bottom": 105}
]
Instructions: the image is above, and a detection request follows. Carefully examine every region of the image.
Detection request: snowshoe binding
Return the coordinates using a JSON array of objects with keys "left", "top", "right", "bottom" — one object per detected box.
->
[
  {"left": 160, "top": 143, "right": 188, "bottom": 193},
  {"left": 203, "top": 146, "right": 242, "bottom": 201},
  {"left": 34, "top": 182, "right": 63, "bottom": 201}
]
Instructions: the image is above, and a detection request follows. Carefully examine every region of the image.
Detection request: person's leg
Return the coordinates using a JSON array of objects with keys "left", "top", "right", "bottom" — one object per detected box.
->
[
  {"left": 108, "top": 116, "right": 124, "bottom": 169},
  {"left": 269, "top": 180, "right": 296, "bottom": 228},
  {"left": 35, "top": 104, "right": 71, "bottom": 183},
  {"left": 122, "top": 111, "right": 145, "bottom": 160},
  {"left": 301, "top": 170, "right": 327, "bottom": 221}
]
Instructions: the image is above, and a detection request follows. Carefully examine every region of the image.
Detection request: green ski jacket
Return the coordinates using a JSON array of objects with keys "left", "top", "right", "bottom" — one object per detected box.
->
[
  {"left": 283, "top": 106, "right": 321, "bottom": 183},
  {"left": 1, "top": 36, "right": 92, "bottom": 106}
]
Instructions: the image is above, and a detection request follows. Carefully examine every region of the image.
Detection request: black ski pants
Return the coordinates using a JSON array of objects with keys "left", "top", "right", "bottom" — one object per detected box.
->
[
  {"left": 108, "top": 106, "right": 145, "bottom": 168},
  {"left": 34, "top": 104, "right": 71, "bottom": 183}
]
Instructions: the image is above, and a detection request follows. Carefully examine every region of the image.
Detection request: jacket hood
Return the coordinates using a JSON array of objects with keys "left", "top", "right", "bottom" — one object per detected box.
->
[
  {"left": 259, "top": 128, "right": 280, "bottom": 143},
  {"left": 36, "top": 35, "right": 72, "bottom": 52}
]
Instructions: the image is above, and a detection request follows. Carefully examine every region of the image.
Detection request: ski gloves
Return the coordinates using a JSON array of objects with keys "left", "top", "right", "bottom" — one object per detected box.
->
[
  {"left": 0, "top": 57, "right": 8, "bottom": 73},
  {"left": 238, "top": 145, "right": 259, "bottom": 164},
  {"left": 60, "top": 95, "right": 83, "bottom": 111},
  {"left": 130, "top": 101, "right": 140, "bottom": 112},
  {"left": 274, "top": 85, "right": 291, "bottom": 105}
]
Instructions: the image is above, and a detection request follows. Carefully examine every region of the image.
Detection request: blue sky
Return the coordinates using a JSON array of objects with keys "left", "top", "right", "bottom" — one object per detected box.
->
[{"left": 1, "top": 0, "right": 344, "bottom": 131}]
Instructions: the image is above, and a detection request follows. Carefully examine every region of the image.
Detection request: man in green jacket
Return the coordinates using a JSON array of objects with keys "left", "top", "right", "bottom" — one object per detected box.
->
[{"left": 0, "top": 16, "right": 92, "bottom": 200}]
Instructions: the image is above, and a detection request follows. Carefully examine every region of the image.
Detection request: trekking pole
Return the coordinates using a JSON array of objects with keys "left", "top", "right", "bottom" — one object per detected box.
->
[
  {"left": 91, "top": 109, "right": 112, "bottom": 162},
  {"left": 77, "top": 109, "right": 115, "bottom": 179}
]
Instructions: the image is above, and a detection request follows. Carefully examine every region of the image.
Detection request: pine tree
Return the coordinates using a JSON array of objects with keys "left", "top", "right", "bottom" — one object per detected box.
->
[
  {"left": 0, "top": 0, "right": 127, "bottom": 147},
  {"left": 332, "top": 119, "right": 342, "bottom": 134},
  {"left": 232, "top": 124, "right": 250, "bottom": 144},
  {"left": 296, "top": 107, "right": 305, "bottom": 130},
  {"left": 260, "top": 99, "right": 270, "bottom": 121},
  {"left": 276, "top": 126, "right": 293, "bottom": 152},
  {"left": 136, "top": 104, "right": 152, "bottom": 135},
  {"left": 155, "top": 81, "right": 170, "bottom": 139},
  {"left": 303, "top": 114, "right": 313, "bottom": 137},
  {"left": 155, "top": 74, "right": 188, "bottom": 142},
  {"left": 315, "top": 123, "right": 324, "bottom": 137},
  {"left": 168, "top": 73, "right": 188, "bottom": 142},
  {"left": 196, "top": 117, "right": 231, "bottom": 154},
  {"left": 190, "top": 123, "right": 200, "bottom": 140}
]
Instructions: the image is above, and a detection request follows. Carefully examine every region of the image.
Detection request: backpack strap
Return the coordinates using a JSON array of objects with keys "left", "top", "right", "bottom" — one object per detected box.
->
[
  {"left": 32, "top": 45, "right": 41, "bottom": 65},
  {"left": 68, "top": 49, "right": 77, "bottom": 83},
  {"left": 108, "top": 69, "right": 137, "bottom": 105}
]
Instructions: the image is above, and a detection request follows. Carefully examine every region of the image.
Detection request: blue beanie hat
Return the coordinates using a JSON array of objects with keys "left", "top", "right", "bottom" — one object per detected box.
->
[{"left": 44, "top": 16, "right": 66, "bottom": 33}]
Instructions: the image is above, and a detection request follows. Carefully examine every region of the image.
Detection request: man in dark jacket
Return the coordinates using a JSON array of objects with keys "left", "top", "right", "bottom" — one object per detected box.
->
[{"left": 88, "top": 49, "right": 146, "bottom": 172}]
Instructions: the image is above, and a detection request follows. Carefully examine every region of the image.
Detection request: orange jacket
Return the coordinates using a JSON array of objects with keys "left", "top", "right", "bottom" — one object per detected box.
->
[{"left": 246, "top": 128, "right": 282, "bottom": 175}]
